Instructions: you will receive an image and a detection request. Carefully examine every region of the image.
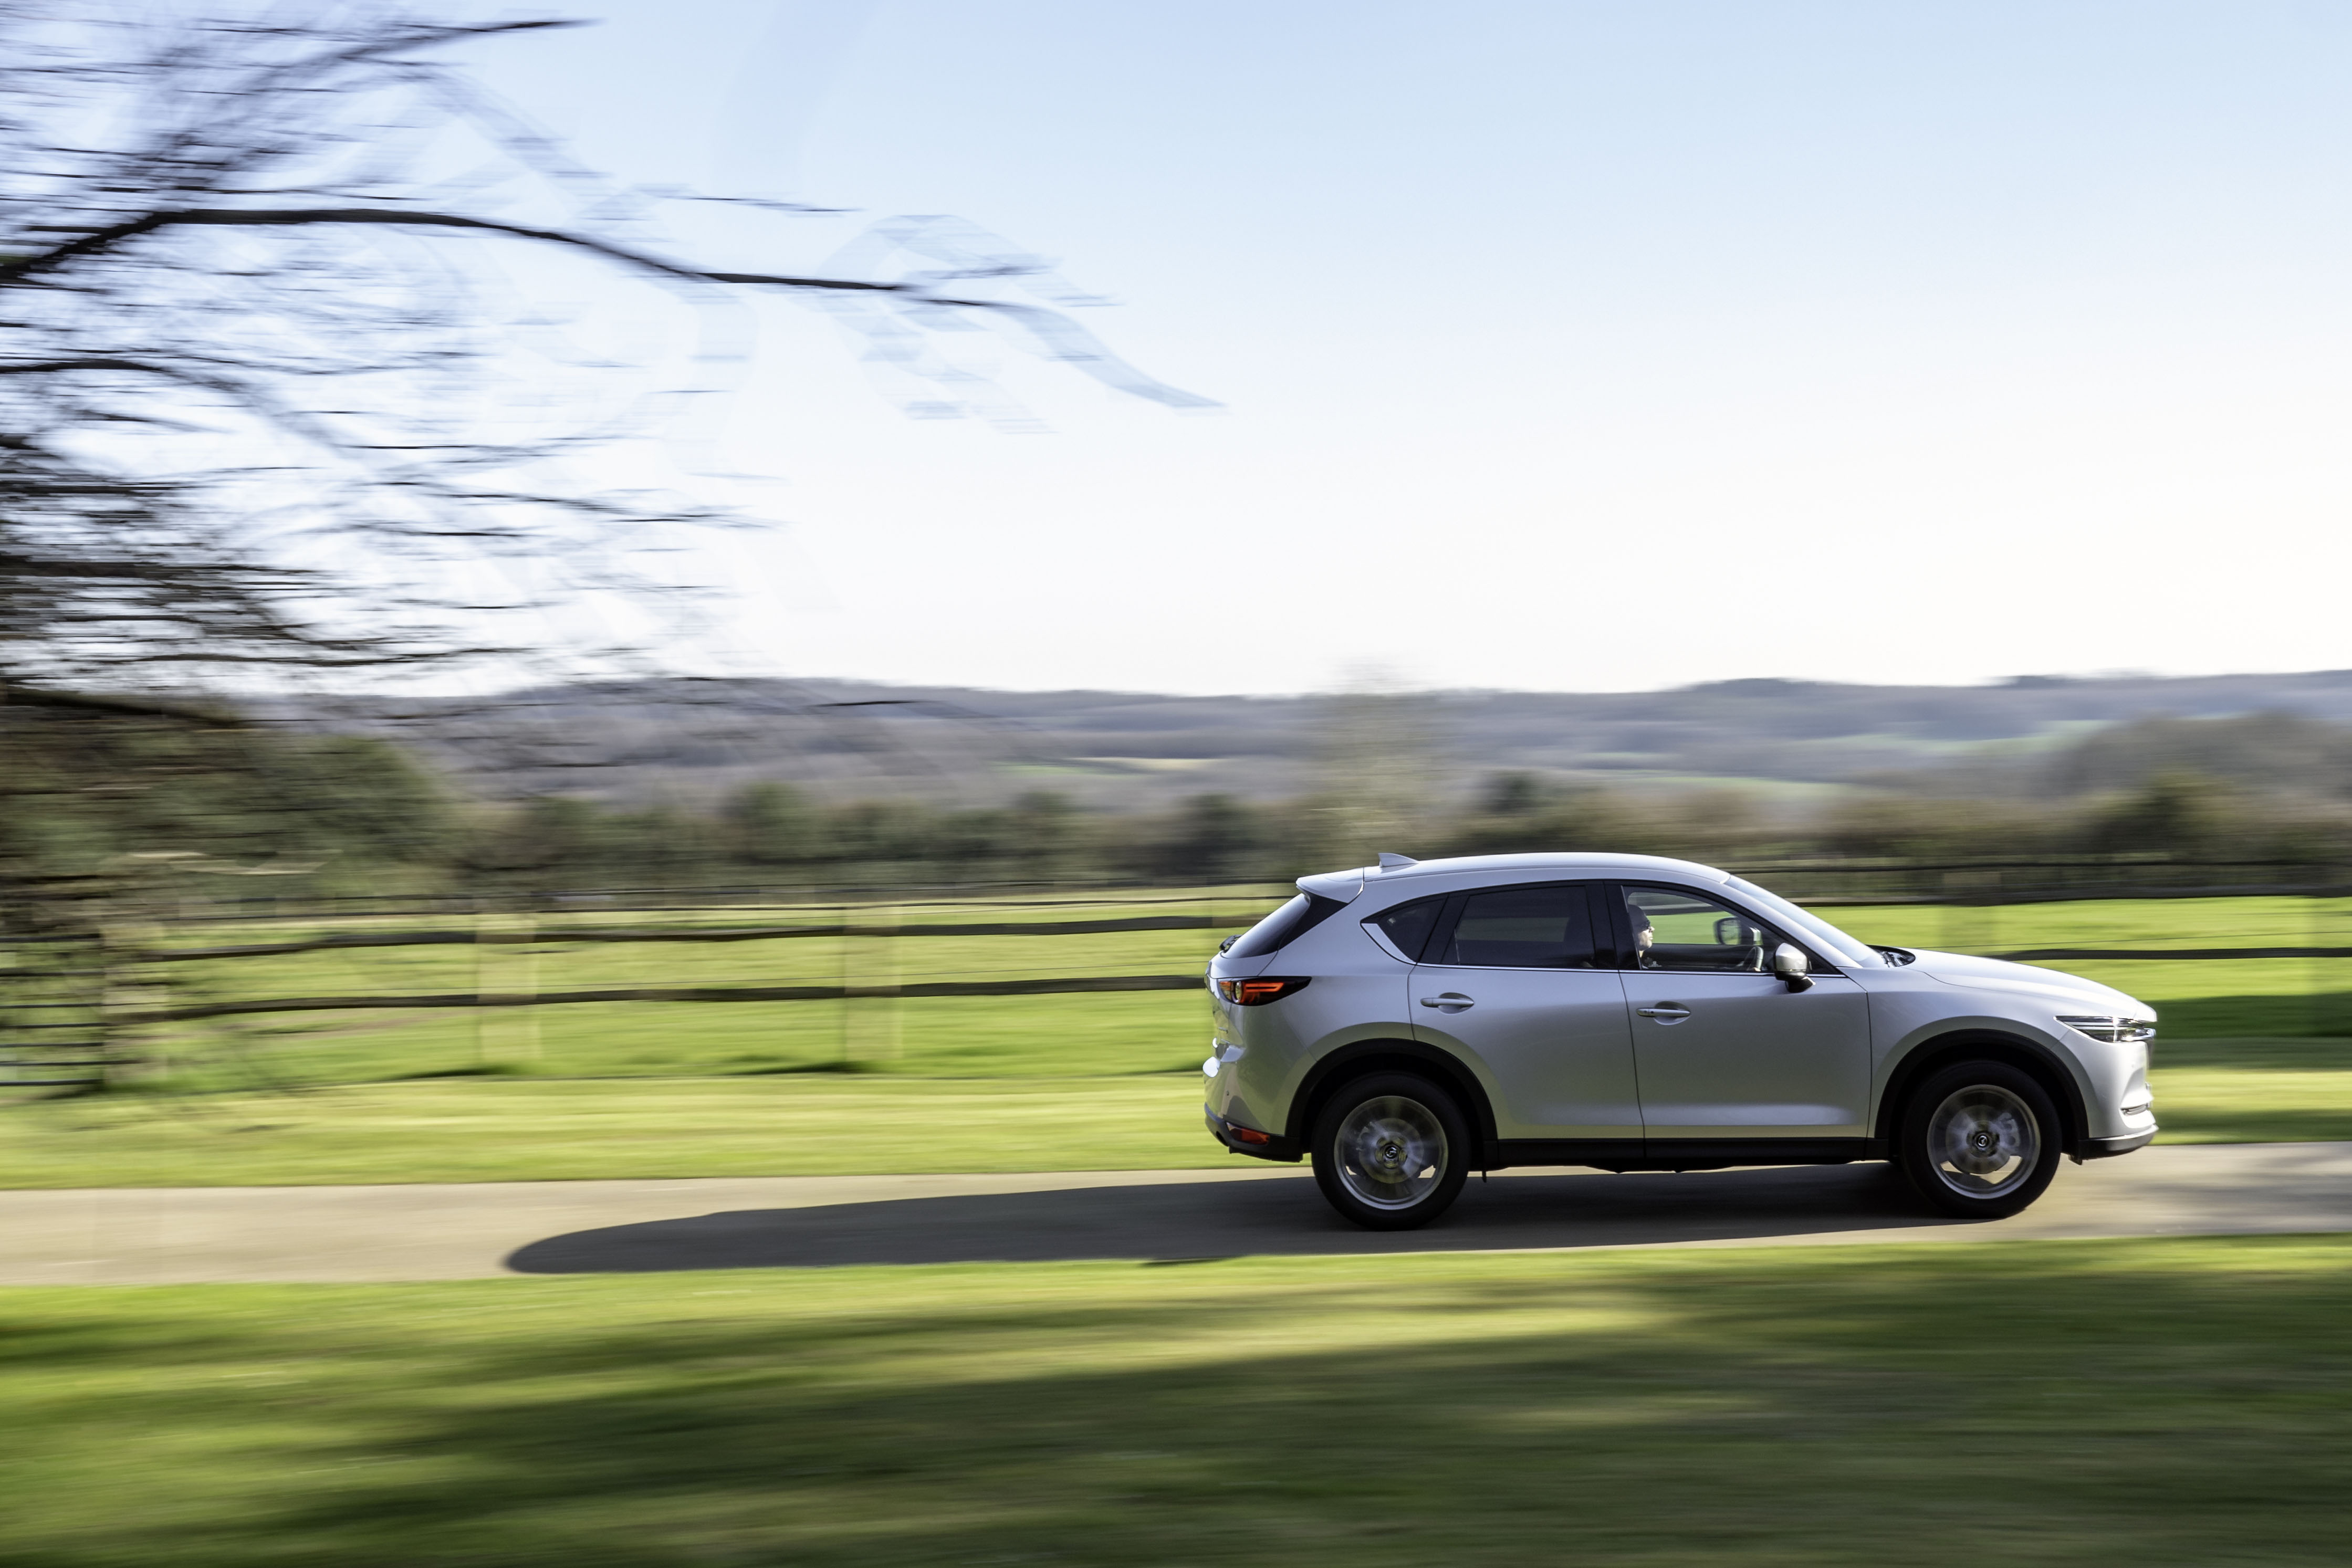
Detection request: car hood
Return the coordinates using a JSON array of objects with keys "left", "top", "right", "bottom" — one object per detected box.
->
[{"left": 1908, "top": 949, "right": 2152, "bottom": 1018}]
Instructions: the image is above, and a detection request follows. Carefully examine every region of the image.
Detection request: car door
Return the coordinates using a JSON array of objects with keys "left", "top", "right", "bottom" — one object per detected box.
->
[
  {"left": 1404, "top": 881, "right": 1641, "bottom": 1141},
  {"left": 1611, "top": 882, "right": 1872, "bottom": 1141}
]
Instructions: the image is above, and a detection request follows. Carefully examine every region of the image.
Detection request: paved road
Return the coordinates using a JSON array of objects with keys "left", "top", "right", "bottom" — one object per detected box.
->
[{"left": 7, "top": 1142, "right": 2352, "bottom": 1284}]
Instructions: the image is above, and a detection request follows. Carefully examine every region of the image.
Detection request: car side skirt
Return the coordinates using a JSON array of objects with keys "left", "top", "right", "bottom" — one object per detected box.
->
[{"left": 1489, "top": 1137, "right": 1877, "bottom": 1173}]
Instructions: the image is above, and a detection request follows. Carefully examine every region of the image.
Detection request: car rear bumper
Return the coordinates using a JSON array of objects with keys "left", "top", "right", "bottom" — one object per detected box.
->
[{"left": 1205, "top": 1107, "right": 1303, "bottom": 1163}]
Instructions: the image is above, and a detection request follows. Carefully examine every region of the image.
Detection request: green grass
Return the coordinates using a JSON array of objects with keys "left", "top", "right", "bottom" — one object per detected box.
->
[
  {"left": 0, "top": 1075, "right": 1222, "bottom": 1188},
  {"left": 1821, "top": 893, "right": 2352, "bottom": 955},
  {"left": 5, "top": 1236, "right": 2350, "bottom": 1565},
  {"left": 2148, "top": 1065, "right": 2352, "bottom": 1143},
  {"left": 170, "top": 990, "right": 1217, "bottom": 1090},
  {"left": 1821, "top": 895, "right": 2352, "bottom": 1037}
]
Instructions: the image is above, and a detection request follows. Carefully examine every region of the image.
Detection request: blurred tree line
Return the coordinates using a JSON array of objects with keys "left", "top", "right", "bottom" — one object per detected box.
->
[
  {"left": 11, "top": 709, "right": 2352, "bottom": 900},
  {"left": 1446, "top": 767, "right": 2352, "bottom": 870}
]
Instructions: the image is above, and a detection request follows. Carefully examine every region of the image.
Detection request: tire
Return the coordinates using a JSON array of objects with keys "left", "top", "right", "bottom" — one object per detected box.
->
[
  {"left": 1897, "top": 1059, "right": 2063, "bottom": 1219},
  {"left": 1310, "top": 1072, "right": 1471, "bottom": 1231}
]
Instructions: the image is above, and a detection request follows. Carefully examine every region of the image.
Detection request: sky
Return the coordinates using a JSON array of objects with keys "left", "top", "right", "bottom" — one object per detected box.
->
[{"left": 450, "top": 1, "right": 2352, "bottom": 696}]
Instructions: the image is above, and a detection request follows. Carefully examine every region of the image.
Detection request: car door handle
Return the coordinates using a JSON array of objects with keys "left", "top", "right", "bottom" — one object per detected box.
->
[
  {"left": 1419, "top": 993, "right": 1475, "bottom": 1010},
  {"left": 1636, "top": 1005, "right": 1691, "bottom": 1022}
]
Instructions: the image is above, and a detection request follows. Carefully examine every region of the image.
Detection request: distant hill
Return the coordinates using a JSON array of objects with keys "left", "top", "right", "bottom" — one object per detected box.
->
[{"left": 320, "top": 670, "right": 2352, "bottom": 808}]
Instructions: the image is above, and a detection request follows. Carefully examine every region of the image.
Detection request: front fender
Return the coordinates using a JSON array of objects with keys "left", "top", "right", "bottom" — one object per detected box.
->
[{"left": 1870, "top": 1012, "right": 2095, "bottom": 1152}]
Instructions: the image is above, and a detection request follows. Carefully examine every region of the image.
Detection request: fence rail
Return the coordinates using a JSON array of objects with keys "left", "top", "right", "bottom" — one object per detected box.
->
[
  {"left": 1995, "top": 946, "right": 2352, "bottom": 962},
  {"left": 132, "top": 913, "right": 1236, "bottom": 964},
  {"left": 1805, "top": 882, "right": 2352, "bottom": 907},
  {"left": 124, "top": 973, "right": 1208, "bottom": 1025}
]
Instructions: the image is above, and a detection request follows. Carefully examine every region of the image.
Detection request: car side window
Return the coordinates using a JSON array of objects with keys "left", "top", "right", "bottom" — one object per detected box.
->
[
  {"left": 1429, "top": 883, "right": 1600, "bottom": 969},
  {"left": 1618, "top": 884, "right": 1779, "bottom": 973},
  {"left": 1367, "top": 896, "right": 1448, "bottom": 963}
]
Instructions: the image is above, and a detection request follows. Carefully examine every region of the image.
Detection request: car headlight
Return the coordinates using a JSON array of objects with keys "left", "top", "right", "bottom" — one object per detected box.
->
[{"left": 2058, "top": 1015, "right": 2156, "bottom": 1045}]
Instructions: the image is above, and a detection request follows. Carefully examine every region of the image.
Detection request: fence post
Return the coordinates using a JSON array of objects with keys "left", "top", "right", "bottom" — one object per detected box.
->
[
  {"left": 2312, "top": 884, "right": 2331, "bottom": 1040},
  {"left": 874, "top": 900, "right": 901, "bottom": 1063},
  {"left": 837, "top": 903, "right": 852, "bottom": 1067},
  {"left": 474, "top": 900, "right": 488, "bottom": 1067},
  {"left": 516, "top": 908, "right": 539, "bottom": 1063},
  {"left": 97, "top": 895, "right": 147, "bottom": 1090},
  {"left": 471, "top": 903, "right": 539, "bottom": 1067}
]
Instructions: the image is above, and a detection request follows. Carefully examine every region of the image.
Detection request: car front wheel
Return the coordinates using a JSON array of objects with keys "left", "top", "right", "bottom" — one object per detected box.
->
[
  {"left": 1310, "top": 1071, "right": 1471, "bottom": 1231},
  {"left": 1897, "top": 1059, "right": 2062, "bottom": 1219}
]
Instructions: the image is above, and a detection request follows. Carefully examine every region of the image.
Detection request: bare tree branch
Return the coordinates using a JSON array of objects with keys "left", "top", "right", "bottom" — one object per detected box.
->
[{"left": 0, "top": 4, "right": 1210, "bottom": 705}]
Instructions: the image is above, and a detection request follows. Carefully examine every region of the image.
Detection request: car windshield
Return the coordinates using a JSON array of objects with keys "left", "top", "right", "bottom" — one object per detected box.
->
[{"left": 1723, "top": 876, "right": 1885, "bottom": 967}]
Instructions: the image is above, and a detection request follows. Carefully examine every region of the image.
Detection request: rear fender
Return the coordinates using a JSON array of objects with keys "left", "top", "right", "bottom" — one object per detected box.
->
[{"left": 1285, "top": 1039, "right": 1501, "bottom": 1161}]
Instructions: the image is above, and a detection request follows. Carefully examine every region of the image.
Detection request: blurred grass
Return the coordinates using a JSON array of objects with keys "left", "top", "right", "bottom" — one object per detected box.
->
[
  {"left": 0, "top": 1075, "right": 1220, "bottom": 1188},
  {"left": 1822, "top": 893, "right": 2352, "bottom": 954},
  {"left": 1827, "top": 895, "right": 2352, "bottom": 1037},
  {"left": 4, "top": 1236, "right": 2350, "bottom": 1565},
  {"left": 178, "top": 990, "right": 1217, "bottom": 1088},
  {"left": 2146, "top": 1065, "right": 2352, "bottom": 1143}
]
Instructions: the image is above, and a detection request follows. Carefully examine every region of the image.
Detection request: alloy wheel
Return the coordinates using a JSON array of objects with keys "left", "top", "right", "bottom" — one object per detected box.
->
[
  {"left": 1333, "top": 1094, "right": 1449, "bottom": 1210},
  {"left": 1925, "top": 1083, "right": 2041, "bottom": 1198}
]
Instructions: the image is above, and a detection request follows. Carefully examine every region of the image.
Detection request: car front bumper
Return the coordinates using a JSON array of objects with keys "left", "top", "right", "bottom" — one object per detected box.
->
[{"left": 2080, "top": 1125, "right": 2158, "bottom": 1159}]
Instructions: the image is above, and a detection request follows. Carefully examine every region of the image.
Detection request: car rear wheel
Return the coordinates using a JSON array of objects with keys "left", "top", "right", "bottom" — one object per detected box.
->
[
  {"left": 1310, "top": 1072, "right": 1470, "bottom": 1231},
  {"left": 1897, "top": 1059, "right": 2062, "bottom": 1219}
]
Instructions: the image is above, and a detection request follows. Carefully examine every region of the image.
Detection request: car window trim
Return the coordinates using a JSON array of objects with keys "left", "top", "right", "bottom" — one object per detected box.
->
[{"left": 1605, "top": 880, "right": 1844, "bottom": 977}]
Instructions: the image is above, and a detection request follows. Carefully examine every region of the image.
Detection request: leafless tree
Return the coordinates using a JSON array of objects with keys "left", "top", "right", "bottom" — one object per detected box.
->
[{"left": 0, "top": 4, "right": 1210, "bottom": 711}]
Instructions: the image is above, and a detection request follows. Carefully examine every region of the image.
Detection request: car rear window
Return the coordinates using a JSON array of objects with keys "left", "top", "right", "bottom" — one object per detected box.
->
[{"left": 1228, "top": 892, "right": 1347, "bottom": 959}]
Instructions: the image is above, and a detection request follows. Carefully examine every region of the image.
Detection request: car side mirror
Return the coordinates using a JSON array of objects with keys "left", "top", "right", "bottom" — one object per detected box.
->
[
  {"left": 1772, "top": 942, "right": 1812, "bottom": 992},
  {"left": 1218, "top": 935, "right": 1238, "bottom": 954}
]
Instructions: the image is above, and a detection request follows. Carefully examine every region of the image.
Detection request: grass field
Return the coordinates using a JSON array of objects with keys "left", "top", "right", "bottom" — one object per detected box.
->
[
  {"left": 5, "top": 890, "right": 2350, "bottom": 1187},
  {"left": 5, "top": 1235, "right": 2349, "bottom": 1565},
  {"left": 1824, "top": 895, "right": 2352, "bottom": 1039},
  {"left": 0, "top": 1075, "right": 1215, "bottom": 1187}
]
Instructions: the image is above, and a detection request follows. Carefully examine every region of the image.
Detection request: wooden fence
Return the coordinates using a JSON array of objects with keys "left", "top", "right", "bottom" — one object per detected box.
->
[{"left": 6, "top": 861, "right": 2350, "bottom": 1088}]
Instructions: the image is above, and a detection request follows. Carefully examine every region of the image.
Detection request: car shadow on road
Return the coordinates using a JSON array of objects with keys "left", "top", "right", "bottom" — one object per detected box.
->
[{"left": 506, "top": 1163, "right": 1958, "bottom": 1273}]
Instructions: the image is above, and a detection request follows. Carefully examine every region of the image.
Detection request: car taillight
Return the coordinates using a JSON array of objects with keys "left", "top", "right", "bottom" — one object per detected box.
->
[{"left": 1216, "top": 977, "right": 1311, "bottom": 1006}]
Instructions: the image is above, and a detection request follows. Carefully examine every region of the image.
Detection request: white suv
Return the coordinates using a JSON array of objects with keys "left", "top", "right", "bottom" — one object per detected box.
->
[{"left": 1204, "top": 853, "right": 2157, "bottom": 1230}]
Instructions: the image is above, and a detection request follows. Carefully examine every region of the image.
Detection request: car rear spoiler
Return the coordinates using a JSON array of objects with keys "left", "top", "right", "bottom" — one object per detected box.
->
[{"left": 1295, "top": 866, "right": 1368, "bottom": 903}]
